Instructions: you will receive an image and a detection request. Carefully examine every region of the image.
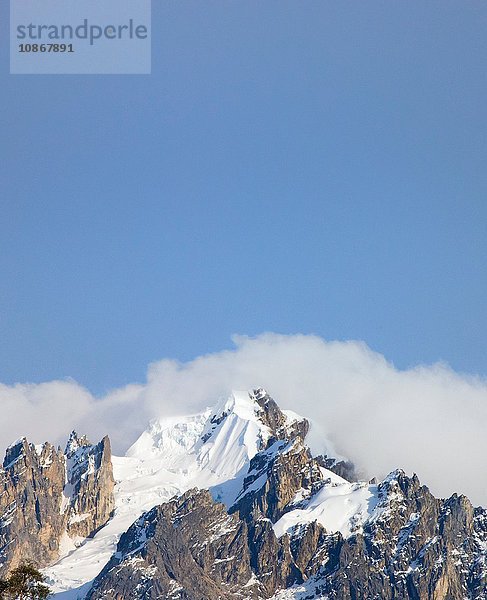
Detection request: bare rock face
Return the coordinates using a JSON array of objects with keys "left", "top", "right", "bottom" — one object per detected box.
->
[
  {"left": 230, "top": 438, "right": 324, "bottom": 524},
  {"left": 0, "top": 439, "right": 66, "bottom": 574},
  {"left": 3, "top": 390, "right": 486, "bottom": 599},
  {"left": 88, "top": 469, "right": 487, "bottom": 600},
  {"left": 251, "top": 388, "right": 310, "bottom": 445},
  {"left": 87, "top": 489, "right": 251, "bottom": 600},
  {"left": 64, "top": 432, "right": 115, "bottom": 538},
  {"left": 0, "top": 432, "right": 115, "bottom": 576},
  {"left": 297, "top": 471, "right": 487, "bottom": 600},
  {"left": 85, "top": 439, "right": 487, "bottom": 599},
  {"left": 230, "top": 389, "right": 326, "bottom": 525},
  {"left": 86, "top": 393, "right": 324, "bottom": 599},
  {"left": 87, "top": 489, "right": 303, "bottom": 600},
  {"left": 315, "top": 454, "right": 360, "bottom": 482}
]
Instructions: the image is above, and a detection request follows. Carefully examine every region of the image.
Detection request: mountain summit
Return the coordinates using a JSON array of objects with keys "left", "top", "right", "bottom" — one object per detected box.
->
[{"left": 1, "top": 389, "right": 486, "bottom": 599}]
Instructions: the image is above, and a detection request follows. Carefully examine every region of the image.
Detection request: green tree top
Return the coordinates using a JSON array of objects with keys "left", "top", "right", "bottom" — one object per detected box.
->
[{"left": 0, "top": 563, "right": 51, "bottom": 600}]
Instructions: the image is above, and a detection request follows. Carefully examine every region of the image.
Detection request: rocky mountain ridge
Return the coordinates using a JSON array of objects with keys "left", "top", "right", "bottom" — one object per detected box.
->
[
  {"left": 0, "top": 432, "right": 114, "bottom": 577},
  {"left": 1, "top": 389, "right": 486, "bottom": 599},
  {"left": 84, "top": 390, "right": 487, "bottom": 600}
]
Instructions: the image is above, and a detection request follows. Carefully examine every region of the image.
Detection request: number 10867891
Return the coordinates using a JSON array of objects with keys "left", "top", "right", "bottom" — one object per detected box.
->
[{"left": 19, "top": 43, "right": 74, "bottom": 53}]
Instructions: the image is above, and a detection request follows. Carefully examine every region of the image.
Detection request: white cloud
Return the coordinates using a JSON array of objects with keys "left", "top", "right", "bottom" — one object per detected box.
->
[{"left": 2, "top": 333, "right": 487, "bottom": 505}]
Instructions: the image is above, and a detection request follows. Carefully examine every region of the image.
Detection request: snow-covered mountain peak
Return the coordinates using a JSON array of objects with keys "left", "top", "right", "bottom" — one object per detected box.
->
[
  {"left": 126, "top": 411, "right": 209, "bottom": 462},
  {"left": 44, "top": 389, "right": 333, "bottom": 597},
  {"left": 8, "top": 388, "right": 483, "bottom": 600},
  {"left": 126, "top": 389, "right": 302, "bottom": 473}
]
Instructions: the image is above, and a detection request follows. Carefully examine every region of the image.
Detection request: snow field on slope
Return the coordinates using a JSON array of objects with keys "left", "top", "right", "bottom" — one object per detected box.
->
[
  {"left": 46, "top": 392, "right": 272, "bottom": 597},
  {"left": 273, "top": 479, "right": 379, "bottom": 539},
  {"left": 45, "top": 389, "right": 377, "bottom": 598}
]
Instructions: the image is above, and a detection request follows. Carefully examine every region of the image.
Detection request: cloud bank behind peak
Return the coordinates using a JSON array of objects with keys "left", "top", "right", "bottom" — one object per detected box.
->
[{"left": 1, "top": 333, "right": 486, "bottom": 504}]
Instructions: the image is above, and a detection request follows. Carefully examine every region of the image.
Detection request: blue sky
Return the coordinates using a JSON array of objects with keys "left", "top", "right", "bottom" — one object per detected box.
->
[{"left": 1, "top": 1, "right": 486, "bottom": 394}]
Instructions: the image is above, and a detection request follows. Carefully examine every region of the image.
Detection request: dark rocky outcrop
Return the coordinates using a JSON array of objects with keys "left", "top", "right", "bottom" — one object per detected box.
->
[
  {"left": 230, "top": 438, "right": 324, "bottom": 523},
  {"left": 315, "top": 454, "right": 359, "bottom": 482},
  {"left": 0, "top": 439, "right": 67, "bottom": 575},
  {"left": 250, "top": 388, "right": 309, "bottom": 446},
  {"left": 229, "top": 390, "right": 327, "bottom": 525},
  {"left": 0, "top": 432, "right": 115, "bottom": 576},
  {"left": 296, "top": 471, "right": 487, "bottom": 600},
  {"left": 64, "top": 432, "right": 115, "bottom": 538},
  {"left": 87, "top": 489, "right": 302, "bottom": 600},
  {"left": 85, "top": 463, "right": 487, "bottom": 599},
  {"left": 86, "top": 469, "right": 487, "bottom": 599},
  {"left": 3, "top": 390, "right": 486, "bottom": 599}
]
